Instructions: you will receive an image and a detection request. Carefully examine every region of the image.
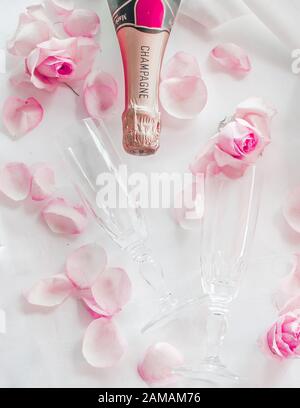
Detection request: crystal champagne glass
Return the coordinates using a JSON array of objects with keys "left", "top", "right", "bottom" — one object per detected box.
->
[
  {"left": 58, "top": 118, "right": 185, "bottom": 332},
  {"left": 176, "top": 161, "right": 263, "bottom": 386}
]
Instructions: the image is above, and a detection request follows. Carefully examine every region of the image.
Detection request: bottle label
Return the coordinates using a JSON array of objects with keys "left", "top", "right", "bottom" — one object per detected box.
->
[{"left": 108, "top": 0, "right": 181, "bottom": 33}]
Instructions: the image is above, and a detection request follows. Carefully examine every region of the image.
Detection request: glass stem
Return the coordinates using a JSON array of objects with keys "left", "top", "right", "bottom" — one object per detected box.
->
[
  {"left": 126, "top": 241, "right": 174, "bottom": 304},
  {"left": 204, "top": 301, "right": 228, "bottom": 366}
]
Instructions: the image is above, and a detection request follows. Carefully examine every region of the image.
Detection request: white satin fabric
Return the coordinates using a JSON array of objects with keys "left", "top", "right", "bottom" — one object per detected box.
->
[{"left": 180, "top": 0, "right": 300, "bottom": 49}]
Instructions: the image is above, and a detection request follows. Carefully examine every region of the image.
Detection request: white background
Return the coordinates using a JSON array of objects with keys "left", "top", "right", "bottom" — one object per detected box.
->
[{"left": 0, "top": 0, "right": 299, "bottom": 388}]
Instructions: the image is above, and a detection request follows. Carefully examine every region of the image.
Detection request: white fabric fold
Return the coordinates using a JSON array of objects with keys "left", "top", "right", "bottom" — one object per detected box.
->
[
  {"left": 180, "top": 0, "right": 300, "bottom": 50},
  {"left": 180, "top": 0, "right": 248, "bottom": 29},
  {"left": 243, "top": 0, "right": 300, "bottom": 49}
]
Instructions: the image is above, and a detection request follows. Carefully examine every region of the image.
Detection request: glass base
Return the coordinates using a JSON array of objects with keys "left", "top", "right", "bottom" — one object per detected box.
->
[
  {"left": 141, "top": 295, "right": 209, "bottom": 334},
  {"left": 175, "top": 358, "right": 239, "bottom": 387}
]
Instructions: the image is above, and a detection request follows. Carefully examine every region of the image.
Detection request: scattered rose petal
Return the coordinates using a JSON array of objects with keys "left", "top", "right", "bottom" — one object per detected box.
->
[
  {"left": 30, "top": 163, "right": 55, "bottom": 201},
  {"left": 47, "top": 0, "right": 74, "bottom": 16},
  {"left": 83, "top": 71, "right": 118, "bottom": 120},
  {"left": 273, "top": 255, "right": 300, "bottom": 311},
  {"left": 159, "top": 76, "right": 207, "bottom": 119},
  {"left": 66, "top": 243, "right": 107, "bottom": 289},
  {"left": 7, "top": 12, "right": 51, "bottom": 56},
  {"left": 80, "top": 289, "right": 110, "bottom": 318},
  {"left": 0, "top": 162, "right": 31, "bottom": 201},
  {"left": 159, "top": 51, "right": 207, "bottom": 119},
  {"left": 161, "top": 52, "right": 201, "bottom": 81},
  {"left": 64, "top": 9, "right": 100, "bottom": 38},
  {"left": 91, "top": 267, "right": 132, "bottom": 316},
  {"left": 25, "top": 275, "right": 73, "bottom": 307},
  {"left": 2, "top": 96, "right": 43, "bottom": 139},
  {"left": 42, "top": 198, "right": 88, "bottom": 235},
  {"left": 173, "top": 177, "right": 204, "bottom": 230},
  {"left": 279, "top": 296, "right": 300, "bottom": 316},
  {"left": 82, "top": 318, "right": 127, "bottom": 368},
  {"left": 10, "top": 71, "right": 32, "bottom": 88},
  {"left": 138, "top": 343, "right": 184, "bottom": 385},
  {"left": 283, "top": 187, "right": 300, "bottom": 234},
  {"left": 210, "top": 43, "right": 251, "bottom": 74}
]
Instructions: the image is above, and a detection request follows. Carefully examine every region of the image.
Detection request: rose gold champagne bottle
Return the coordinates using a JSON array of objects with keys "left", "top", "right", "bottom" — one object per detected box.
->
[{"left": 108, "top": 0, "right": 182, "bottom": 155}]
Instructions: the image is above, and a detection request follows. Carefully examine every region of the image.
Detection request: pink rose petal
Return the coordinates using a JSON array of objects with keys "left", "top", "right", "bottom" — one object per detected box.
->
[
  {"left": 2, "top": 96, "right": 43, "bottom": 139},
  {"left": 161, "top": 52, "right": 201, "bottom": 80},
  {"left": 274, "top": 255, "right": 300, "bottom": 311},
  {"left": 279, "top": 297, "right": 300, "bottom": 316},
  {"left": 138, "top": 343, "right": 184, "bottom": 385},
  {"left": 25, "top": 275, "right": 73, "bottom": 307},
  {"left": 10, "top": 71, "right": 32, "bottom": 88},
  {"left": 159, "top": 76, "right": 207, "bottom": 119},
  {"left": 66, "top": 243, "right": 107, "bottom": 289},
  {"left": 30, "top": 163, "right": 55, "bottom": 201},
  {"left": 7, "top": 12, "right": 51, "bottom": 57},
  {"left": 47, "top": 0, "right": 74, "bottom": 16},
  {"left": 283, "top": 187, "right": 300, "bottom": 234},
  {"left": 91, "top": 267, "right": 132, "bottom": 316},
  {"left": 42, "top": 198, "right": 88, "bottom": 235},
  {"left": 82, "top": 318, "right": 127, "bottom": 368},
  {"left": 64, "top": 9, "right": 100, "bottom": 38},
  {"left": 83, "top": 71, "right": 118, "bottom": 120},
  {"left": 80, "top": 289, "right": 110, "bottom": 318},
  {"left": 210, "top": 43, "right": 251, "bottom": 73},
  {"left": 0, "top": 162, "right": 32, "bottom": 201}
]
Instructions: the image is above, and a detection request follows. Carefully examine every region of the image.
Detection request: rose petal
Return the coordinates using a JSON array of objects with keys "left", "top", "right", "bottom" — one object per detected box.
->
[
  {"left": 42, "top": 198, "right": 88, "bottom": 235},
  {"left": 0, "top": 162, "right": 31, "bottom": 201},
  {"left": 82, "top": 318, "right": 127, "bottom": 368},
  {"left": 283, "top": 187, "right": 300, "bottom": 234},
  {"left": 273, "top": 255, "right": 300, "bottom": 311},
  {"left": 10, "top": 71, "right": 32, "bottom": 88},
  {"left": 159, "top": 76, "right": 207, "bottom": 119},
  {"left": 138, "top": 343, "right": 184, "bottom": 385},
  {"left": 7, "top": 13, "right": 51, "bottom": 56},
  {"left": 161, "top": 52, "right": 201, "bottom": 80},
  {"left": 91, "top": 267, "right": 132, "bottom": 316},
  {"left": 25, "top": 275, "right": 73, "bottom": 307},
  {"left": 2, "top": 96, "right": 43, "bottom": 139},
  {"left": 83, "top": 71, "right": 118, "bottom": 120},
  {"left": 64, "top": 9, "right": 100, "bottom": 38},
  {"left": 210, "top": 43, "right": 251, "bottom": 73},
  {"left": 65, "top": 243, "right": 107, "bottom": 289},
  {"left": 30, "top": 163, "right": 55, "bottom": 201},
  {"left": 279, "top": 297, "right": 300, "bottom": 316},
  {"left": 47, "top": 0, "right": 74, "bottom": 16},
  {"left": 80, "top": 289, "right": 110, "bottom": 318},
  {"left": 173, "top": 177, "right": 204, "bottom": 230}
]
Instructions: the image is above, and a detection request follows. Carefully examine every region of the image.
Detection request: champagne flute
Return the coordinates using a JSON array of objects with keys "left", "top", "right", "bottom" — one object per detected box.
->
[
  {"left": 176, "top": 162, "right": 263, "bottom": 386},
  {"left": 57, "top": 118, "right": 188, "bottom": 332}
]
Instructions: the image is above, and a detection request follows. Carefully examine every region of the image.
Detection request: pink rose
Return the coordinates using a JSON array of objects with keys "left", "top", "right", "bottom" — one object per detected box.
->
[
  {"left": 190, "top": 98, "right": 275, "bottom": 178},
  {"left": 26, "top": 37, "right": 99, "bottom": 91},
  {"left": 263, "top": 311, "right": 300, "bottom": 359}
]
